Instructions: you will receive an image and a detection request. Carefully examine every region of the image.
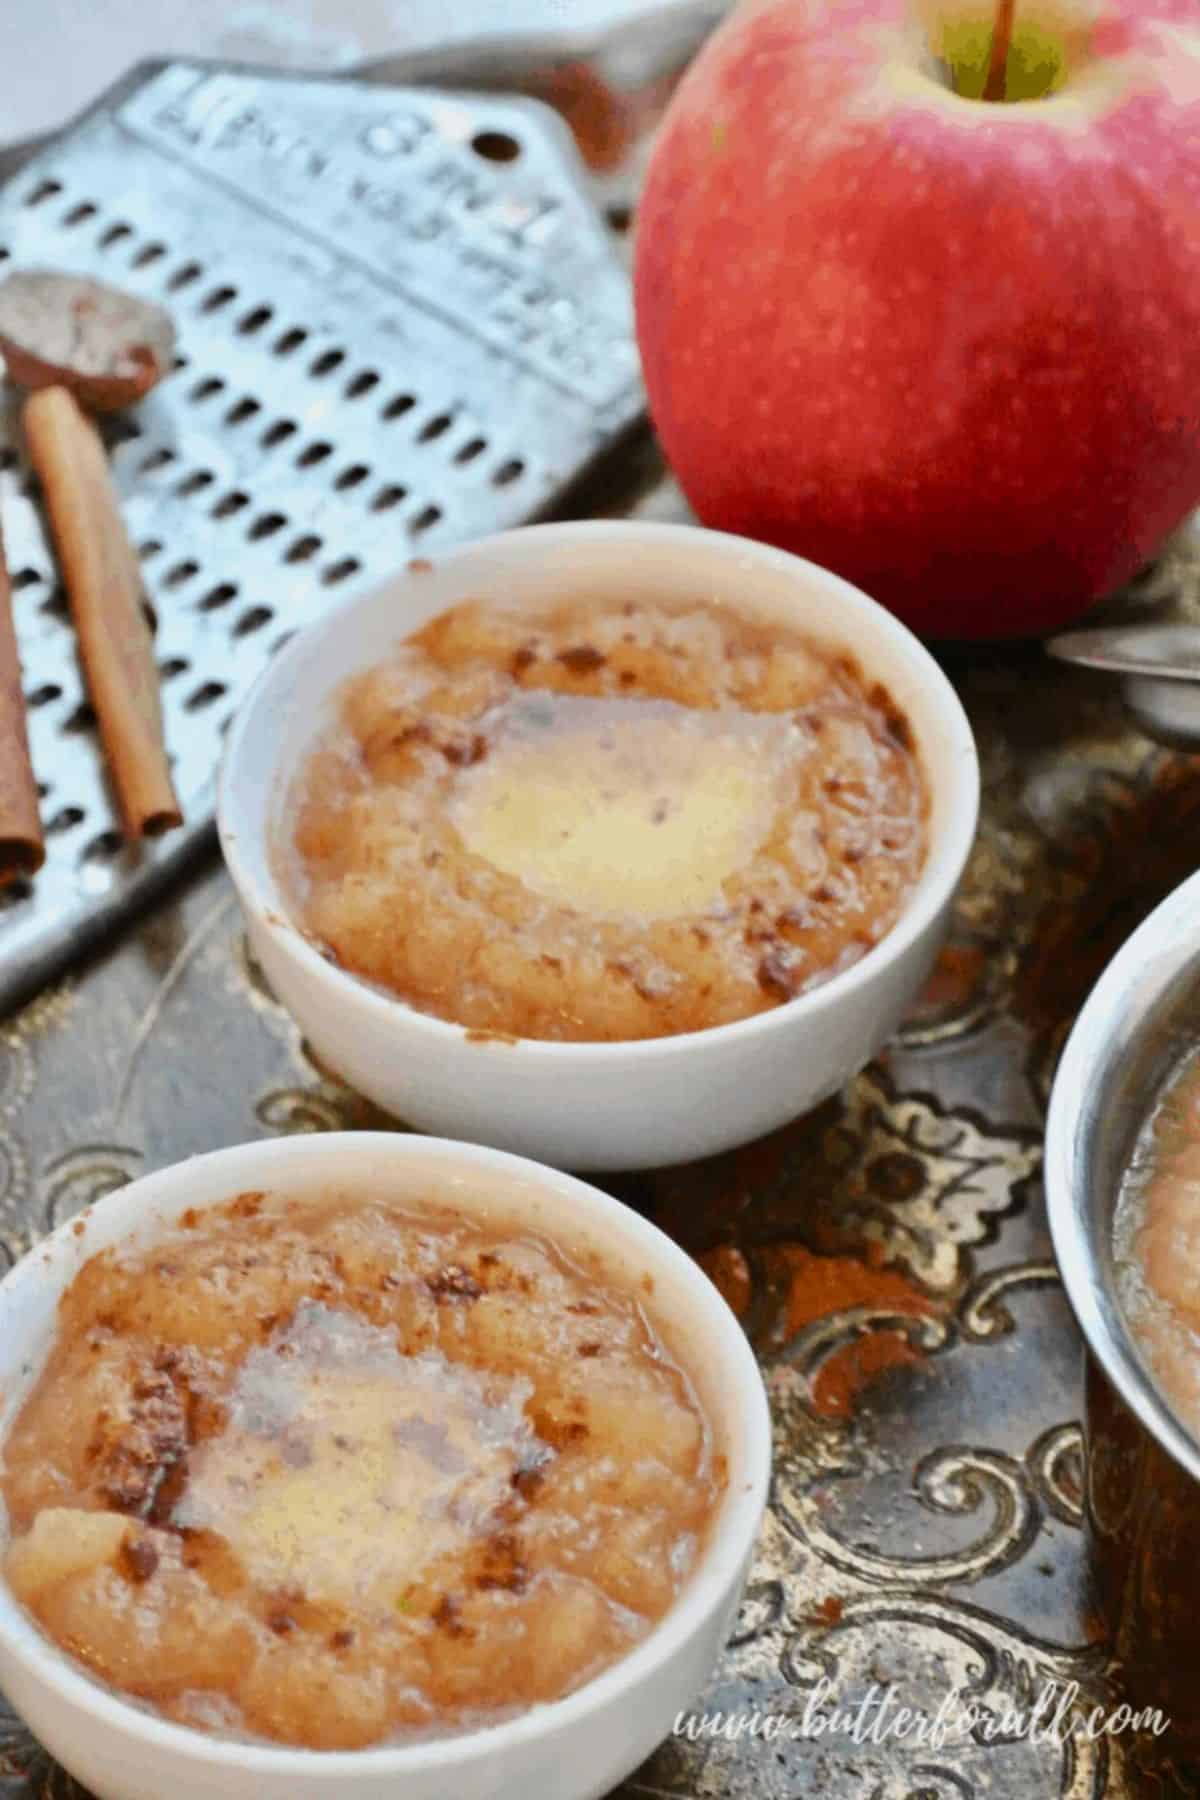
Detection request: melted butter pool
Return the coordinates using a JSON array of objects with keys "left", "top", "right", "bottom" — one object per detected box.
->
[
  {"left": 175, "top": 1304, "right": 539, "bottom": 1610},
  {"left": 449, "top": 693, "right": 797, "bottom": 918}
]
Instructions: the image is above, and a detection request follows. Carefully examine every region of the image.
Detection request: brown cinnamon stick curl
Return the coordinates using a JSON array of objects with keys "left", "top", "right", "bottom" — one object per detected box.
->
[
  {"left": 24, "top": 386, "right": 181, "bottom": 839},
  {"left": 0, "top": 270, "right": 176, "bottom": 413},
  {"left": 0, "top": 517, "right": 44, "bottom": 881}
]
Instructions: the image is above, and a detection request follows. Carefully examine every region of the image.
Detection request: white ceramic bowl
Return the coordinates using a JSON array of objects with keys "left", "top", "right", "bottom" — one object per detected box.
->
[
  {"left": 218, "top": 521, "right": 979, "bottom": 1169},
  {"left": 0, "top": 1132, "right": 771, "bottom": 1800}
]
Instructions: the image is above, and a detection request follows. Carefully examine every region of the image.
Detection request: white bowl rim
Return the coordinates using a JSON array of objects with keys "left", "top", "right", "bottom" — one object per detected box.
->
[
  {"left": 0, "top": 1131, "right": 772, "bottom": 1777},
  {"left": 217, "top": 518, "right": 980, "bottom": 1061}
]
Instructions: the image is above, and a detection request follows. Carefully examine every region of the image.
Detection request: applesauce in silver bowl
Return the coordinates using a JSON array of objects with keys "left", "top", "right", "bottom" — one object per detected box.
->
[{"left": 1047, "top": 867, "right": 1200, "bottom": 1760}]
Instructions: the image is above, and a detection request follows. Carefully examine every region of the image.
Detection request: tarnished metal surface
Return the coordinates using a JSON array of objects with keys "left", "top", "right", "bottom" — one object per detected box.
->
[
  {"left": 4, "top": 12, "right": 1200, "bottom": 1800},
  {"left": 0, "top": 57, "right": 641, "bottom": 1012},
  {"left": 5, "top": 557, "right": 1200, "bottom": 1799}
]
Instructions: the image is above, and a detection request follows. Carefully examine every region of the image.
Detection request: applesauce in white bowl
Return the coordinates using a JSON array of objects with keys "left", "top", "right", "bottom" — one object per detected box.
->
[
  {"left": 0, "top": 1132, "right": 770, "bottom": 1800},
  {"left": 218, "top": 521, "right": 979, "bottom": 1169}
]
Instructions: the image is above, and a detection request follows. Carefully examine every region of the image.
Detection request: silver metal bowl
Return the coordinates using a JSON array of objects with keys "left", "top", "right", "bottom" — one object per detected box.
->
[{"left": 1046, "top": 868, "right": 1200, "bottom": 1750}]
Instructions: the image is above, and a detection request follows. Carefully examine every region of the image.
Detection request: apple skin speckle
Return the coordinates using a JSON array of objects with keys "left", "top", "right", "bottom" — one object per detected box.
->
[{"left": 635, "top": 0, "right": 1200, "bottom": 640}]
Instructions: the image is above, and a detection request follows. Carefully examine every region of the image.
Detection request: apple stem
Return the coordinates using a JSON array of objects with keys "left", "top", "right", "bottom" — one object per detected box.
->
[{"left": 983, "top": 0, "right": 1016, "bottom": 100}]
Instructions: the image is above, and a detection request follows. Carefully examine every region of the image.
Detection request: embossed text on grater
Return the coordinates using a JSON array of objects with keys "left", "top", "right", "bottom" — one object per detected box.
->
[{"left": 0, "top": 60, "right": 642, "bottom": 1012}]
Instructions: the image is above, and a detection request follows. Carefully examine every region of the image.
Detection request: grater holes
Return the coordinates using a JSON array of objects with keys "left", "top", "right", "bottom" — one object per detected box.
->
[
  {"left": 82, "top": 829, "right": 123, "bottom": 862},
  {"left": 62, "top": 700, "right": 96, "bottom": 735},
  {"left": 0, "top": 873, "right": 33, "bottom": 909},
  {"left": 454, "top": 436, "right": 487, "bottom": 465},
  {"left": 0, "top": 875, "right": 33, "bottom": 910},
  {"left": 26, "top": 179, "right": 63, "bottom": 207},
  {"left": 0, "top": 118, "right": 588, "bottom": 929},
  {"left": 285, "top": 534, "right": 321, "bottom": 564},
  {"left": 168, "top": 261, "right": 203, "bottom": 291},
  {"left": 212, "top": 490, "right": 249, "bottom": 520},
  {"left": 103, "top": 415, "right": 142, "bottom": 449},
  {"left": 248, "top": 512, "right": 287, "bottom": 541},
  {"left": 323, "top": 557, "right": 361, "bottom": 586},
  {"left": 201, "top": 284, "right": 237, "bottom": 314},
  {"left": 63, "top": 201, "right": 98, "bottom": 227},
  {"left": 471, "top": 130, "right": 521, "bottom": 164},
  {"left": 159, "top": 656, "right": 189, "bottom": 680},
  {"left": 412, "top": 505, "right": 443, "bottom": 536},
  {"left": 226, "top": 397, "right": 262, "bottom": 427},
  {"left": 12, "top": 568, "right": 43, "bottom": 591},
  {"left": 138, "top": 538, "right": 163, "bottom": 562},
  {"left": 45, "top": 805, "right": 84, "bottom": 835},
  {"left": 238, "top": 304, "right": 274, "bottom": 335},
  {"left": 26, "top": 683, "right": 62, "bottom": 708},
  {"left": 233, "top": 605, "right": 273, "bottom": 638},
  {"left": 493, "top": 458, "right": 525, "bottom": 487},
  {"left": 310, "top": 348, "right": 345, "bottom": 378},
  {"left": 371, "top": 484, "right": 407, "bottom": 513},
  {"left": 162, "top": 559, "right": 199, "bottom": 590},
  {"left": 98, "top": 221, "right": 133, "bottom": 249},
  {"left": 132, "top": 241, "right": 166, "bottom": 268},
  {"left": 137, "top": 447, "right": 176, "bottom": 475},
  {"left": 334, "top": 464, "right": 369, "bottom": 491},
  {"left": 185, "top": 680, "right": 227, "bottom": 712},
  {"left": 296, "top": 441, "right": 332, "bottom": 468},
  {"left": 271, "top": 629, "right": 298, "bottom": 654},
  {"left": 190, "top": 376, "right": 225, "bottom": 403},
  {"left": 199, "top": 582, "right": 238, "bottom": 612},
  {"left": 175, "top": 469, "right": 214, "bottom": 497},
  {"left": 606, "top": 203, "right": 633, "bottom": 234},
  {"left": 40, "top": 589, "right": 69, "bottom": 620},
  {"left": 274, "top": 327, "right": 308, "bottom": 355},
  {"left": 0, "top": 448, "right": 18, "bottom": 472},
  {"left": 418, "top": 414, "right": 453, "bottom": 444},
  {"left": 383, "top": 393, "right": 415, "bottom": 421},
  {"left": 141, "top": 598, "right": 158, "bottom": 636}
]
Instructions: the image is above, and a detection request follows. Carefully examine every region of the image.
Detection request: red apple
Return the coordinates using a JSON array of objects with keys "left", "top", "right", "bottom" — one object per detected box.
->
[{"left": 634, "top": 0, "right": 1200, "bottom": 639}]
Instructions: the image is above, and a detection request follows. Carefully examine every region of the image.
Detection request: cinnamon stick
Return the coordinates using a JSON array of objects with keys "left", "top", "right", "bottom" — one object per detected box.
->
[
  {"left": 23, "top": 385, "right": 180, "bottom": 839},
  {"left": 0, "top": 517, "right": 44, "bottom": 882}
]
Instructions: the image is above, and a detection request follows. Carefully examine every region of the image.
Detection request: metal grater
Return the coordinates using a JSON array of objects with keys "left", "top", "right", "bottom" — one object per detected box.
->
[{"left": 0, "top": 58, "right": 643, "bottom": 1012}]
